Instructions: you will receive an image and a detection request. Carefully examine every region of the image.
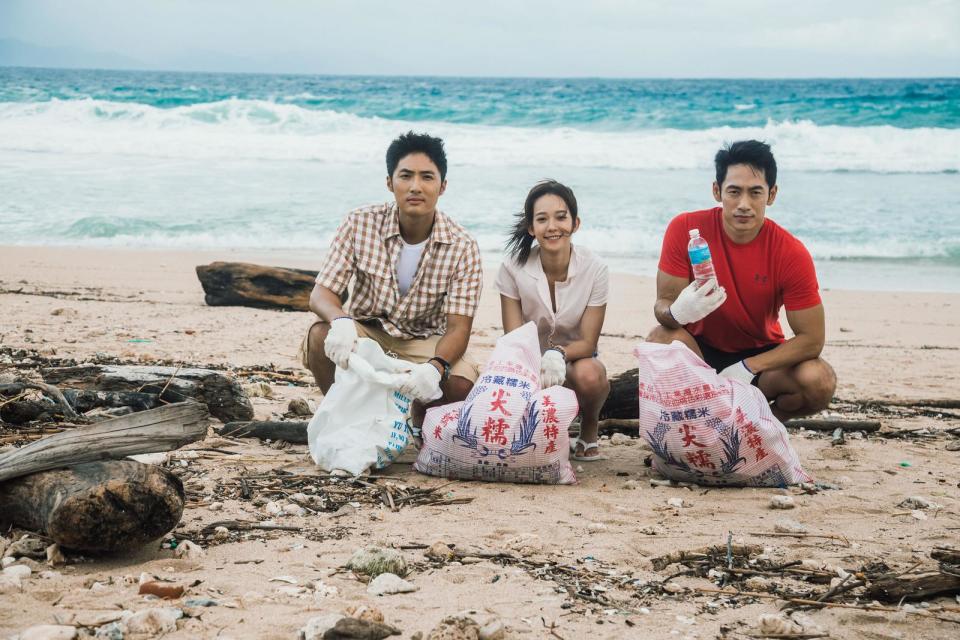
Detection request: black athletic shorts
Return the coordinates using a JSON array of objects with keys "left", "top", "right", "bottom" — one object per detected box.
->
[{"left": 693, "top": 337, "right": 778, "bottom": 386}]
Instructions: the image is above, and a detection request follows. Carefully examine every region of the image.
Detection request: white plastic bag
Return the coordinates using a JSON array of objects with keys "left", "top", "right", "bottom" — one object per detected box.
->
[
  {"left": 307, "top": 338, "right": 413, "bottom": 476},
  {"left": 635, "top": 341, "right": 811, "bottom": 487}
]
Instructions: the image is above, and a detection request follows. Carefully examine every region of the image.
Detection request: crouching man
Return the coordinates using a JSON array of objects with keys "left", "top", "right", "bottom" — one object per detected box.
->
[
  {"left": 301, "top": 131, "right": 482, "bottom": 436},
  {"left": 647, "top": 140, "right": 836, "bottom": 419}
]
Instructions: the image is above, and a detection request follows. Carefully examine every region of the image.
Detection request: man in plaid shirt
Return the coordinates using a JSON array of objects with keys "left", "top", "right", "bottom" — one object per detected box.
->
[{"left": 301, "top": 132, "right": 483, "bottom": 430}]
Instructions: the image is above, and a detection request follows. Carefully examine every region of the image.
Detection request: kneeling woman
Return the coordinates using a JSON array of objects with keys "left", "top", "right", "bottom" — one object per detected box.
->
[{"left": 495, "top": 180, "right": 611, "bottom": 461}]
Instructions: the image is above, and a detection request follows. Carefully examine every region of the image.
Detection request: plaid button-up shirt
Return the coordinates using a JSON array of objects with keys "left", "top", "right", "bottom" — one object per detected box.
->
[{"left": 316, "top": 202, "right": 483, "bottom": 339}]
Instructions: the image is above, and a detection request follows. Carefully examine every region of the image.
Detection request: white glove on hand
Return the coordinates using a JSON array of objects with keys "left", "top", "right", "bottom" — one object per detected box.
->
[
  {"left": 540, "top": 349, "right": 567, "bottom": 388},
  {"left": 399, "top": 362, "right": 443, "bottom": 403},
  {"left": 669, "top": 278, "right": 727, "bottom": 325},
  {"left": 323, "top": 317, "right": 358, "bottom": 369},
  {"left": 718, "top": 359, "right": 757, "bottom": 385}
]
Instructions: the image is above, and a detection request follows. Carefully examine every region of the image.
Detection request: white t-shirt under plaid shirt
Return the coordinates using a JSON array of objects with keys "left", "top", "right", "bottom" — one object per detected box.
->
[{"left": 315, "top": 202, "right": 483, "bottom": 339}]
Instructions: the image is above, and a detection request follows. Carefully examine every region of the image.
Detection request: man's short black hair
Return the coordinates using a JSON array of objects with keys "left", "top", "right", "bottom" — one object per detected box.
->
[
  {"left": 386, "top": 131, "right": 448, "bottom": 181},
  {"left": 715, "top": 140, "right": 777, "bottom": 189}
]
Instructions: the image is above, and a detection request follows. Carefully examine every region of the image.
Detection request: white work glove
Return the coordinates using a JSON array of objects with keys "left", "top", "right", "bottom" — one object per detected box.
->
[
  {"left": 323, "top": 317, "right": 358, "bottom": 369},
  {"left": 669, "top": 278, "right": 727, "bottom": 325},
  {"left": 540, "top": 349, "right": 567, "bottom": 388},
  {"left": 719, "top": 359, "right": 757, "bottom": 385},
  {"left": 398, "top": 362, "right": 443, "bottom": 403}
]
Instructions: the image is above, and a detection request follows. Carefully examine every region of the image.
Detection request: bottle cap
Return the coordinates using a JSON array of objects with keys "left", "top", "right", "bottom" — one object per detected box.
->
[{"left": 688, "top": 228, "right": 700, "bottom": 238}]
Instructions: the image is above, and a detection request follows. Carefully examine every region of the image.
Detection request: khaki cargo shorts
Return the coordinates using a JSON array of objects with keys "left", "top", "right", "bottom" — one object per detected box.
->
[{"left": 298, "top": 319, "right": 480, "bottom": 383}]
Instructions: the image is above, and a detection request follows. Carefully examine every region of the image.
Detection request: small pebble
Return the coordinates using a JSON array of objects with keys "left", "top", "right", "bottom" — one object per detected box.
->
[
  {"left": 209, "top": 501, "right": 223, "bottom": 512},
  {"left": 587, "top": 522, "right": 607, "bottom": 532},
  {"left": 774, "top": 518, "right": 807, "bottom": 534},
  {"left": 367, "top": 573, "right": 418, "bottom": 595},
  {"left": 667, "top": 497, "right": 685, "bottom": 508},
  {"left": 769, "top": 495, "right": 795, "bottom": 510}
]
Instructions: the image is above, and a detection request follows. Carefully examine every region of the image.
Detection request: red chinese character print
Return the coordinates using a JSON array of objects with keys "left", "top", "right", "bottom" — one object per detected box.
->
[
  {"left": 481, "top": 417, "right": 509, "bottom": 446},
  {"left": 489, "top": 389, "right": 512, "bottom": 416},
  {"left": 544, "top": 440, "right": 557, "bottom": 454},
  {"left": 680, "top": 424, "right": 705, "bottom": 448},
  {"left": 685, "top": 450, "right": 716, "bottom": 469},
  {"left": 543, "top": 423, "right": 559, "bottom": 440}
]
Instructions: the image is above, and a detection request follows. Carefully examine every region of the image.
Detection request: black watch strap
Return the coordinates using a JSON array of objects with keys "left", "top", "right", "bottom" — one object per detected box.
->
[{"left": 428, "top": 356, "right": 452, "bottom": 382}]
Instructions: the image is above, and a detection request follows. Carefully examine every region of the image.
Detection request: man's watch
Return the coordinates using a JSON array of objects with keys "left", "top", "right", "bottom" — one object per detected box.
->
[{"left": 428, "top": 356, "right": 451, "bottom": 382}]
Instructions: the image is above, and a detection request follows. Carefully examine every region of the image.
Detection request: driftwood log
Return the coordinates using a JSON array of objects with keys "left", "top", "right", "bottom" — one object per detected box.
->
[
  {"left": 864, "top": 570, "right": 960, "bottom": 603},
  {"left": 195, "top": 261, "right": 317, "bottom": 311},
  {"left": 41, "top": 364, "right": 252, "bottom": 423},
  {"left": 599, "top": 368, "right": 638, "bottom": 420},
  {"left": 0, "top": 460, "right": 184, "bottom": 552},
  {"left": 0, "top": 401, "right": 208, "bottom": 482},
  {"left": 216, "top": 420, "right": 308, "bottom": 444}
]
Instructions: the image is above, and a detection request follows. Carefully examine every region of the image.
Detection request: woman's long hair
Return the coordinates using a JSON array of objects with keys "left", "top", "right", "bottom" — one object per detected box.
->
[{"left": 505, "top": 180, "right": 579, "bottom": 265}]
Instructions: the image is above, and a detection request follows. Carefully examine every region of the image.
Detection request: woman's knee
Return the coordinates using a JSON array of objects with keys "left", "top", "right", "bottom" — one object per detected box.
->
[{"left": 568, "top": 359, "right": 609, "bottom": 398}]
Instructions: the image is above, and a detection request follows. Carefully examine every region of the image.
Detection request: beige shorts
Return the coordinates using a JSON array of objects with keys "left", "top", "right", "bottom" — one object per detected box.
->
[{"left": 299, "top": 319, "right": 480, "bottom": 383}]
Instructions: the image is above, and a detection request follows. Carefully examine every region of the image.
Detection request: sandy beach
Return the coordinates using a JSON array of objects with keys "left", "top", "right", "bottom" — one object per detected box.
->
[{"left": 1, "top": 245, "right": 958, "bottom": 639}]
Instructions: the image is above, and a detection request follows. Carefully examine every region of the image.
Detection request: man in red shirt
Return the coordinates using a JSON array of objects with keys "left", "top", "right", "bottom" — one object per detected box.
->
[{"left": 647, "top": 140, "right": 836, "bottom": 419}]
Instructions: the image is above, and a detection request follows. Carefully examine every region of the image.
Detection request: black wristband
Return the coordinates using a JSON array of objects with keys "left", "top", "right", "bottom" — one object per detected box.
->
[{"left": 428, "top": 356, "right": 451, "bottom": 382}]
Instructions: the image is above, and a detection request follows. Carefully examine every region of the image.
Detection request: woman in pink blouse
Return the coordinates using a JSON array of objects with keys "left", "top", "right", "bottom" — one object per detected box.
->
[{"left": 495, "top": 180, "right": 611, "bottom": 461}]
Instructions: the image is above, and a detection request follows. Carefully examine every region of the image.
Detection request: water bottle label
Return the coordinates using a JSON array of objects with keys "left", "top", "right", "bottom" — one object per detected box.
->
[{"left": 689, "top": 246, "right": 711, "bottom": 265}]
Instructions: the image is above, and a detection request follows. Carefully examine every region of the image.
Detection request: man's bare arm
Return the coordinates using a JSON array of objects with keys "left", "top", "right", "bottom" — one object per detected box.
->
[
  {"left": 308, "top": 284, "right": 347, "bottom": 322},
  {"left": 653, "top": 269, "right": 691, "bottom": 329},
  {"left": 433, "top": 313, "right": 474, "bottom": 373},
  {"left": 744, "top": 305, "right": 826, "bottom": 374}
]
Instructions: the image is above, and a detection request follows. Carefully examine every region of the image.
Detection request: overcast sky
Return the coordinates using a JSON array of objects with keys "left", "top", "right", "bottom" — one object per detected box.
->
[{"left": 1, "top": 0, "right": 958, "bottom": 77}]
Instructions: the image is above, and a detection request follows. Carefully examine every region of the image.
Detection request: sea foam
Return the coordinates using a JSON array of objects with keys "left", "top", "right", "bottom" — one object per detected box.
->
[{"left": 0, "top": 98, "right": 957, "bottom": 174}]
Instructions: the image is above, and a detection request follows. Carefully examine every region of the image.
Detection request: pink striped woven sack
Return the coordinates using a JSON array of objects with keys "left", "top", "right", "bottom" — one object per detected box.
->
[
  {"left": 414, "top": 322, "right": 578, "bottom": 484},
  {"left": 636, "top": 341, "right": 810, "bottom": 487}
]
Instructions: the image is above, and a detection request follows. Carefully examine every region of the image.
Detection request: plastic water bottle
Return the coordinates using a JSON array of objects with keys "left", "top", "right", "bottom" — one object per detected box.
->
[{"left": 687, "top": 228, "right": 715, "bottom": 284}]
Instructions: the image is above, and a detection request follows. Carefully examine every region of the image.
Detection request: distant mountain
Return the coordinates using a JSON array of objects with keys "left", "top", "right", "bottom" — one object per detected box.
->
[{"left": 0, "top": 38, "right": 146, "bottom": 70}]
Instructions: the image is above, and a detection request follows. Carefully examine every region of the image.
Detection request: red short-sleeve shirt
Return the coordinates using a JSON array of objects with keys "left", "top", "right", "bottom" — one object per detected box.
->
[{"left": 658, "top": 207, "right": 821, "bottom": 351}]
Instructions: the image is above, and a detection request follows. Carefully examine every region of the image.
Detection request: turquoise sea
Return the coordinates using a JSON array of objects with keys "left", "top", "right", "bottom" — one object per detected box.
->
[{"left": 1, "top": 68, "right": 958, "bottom": 291}]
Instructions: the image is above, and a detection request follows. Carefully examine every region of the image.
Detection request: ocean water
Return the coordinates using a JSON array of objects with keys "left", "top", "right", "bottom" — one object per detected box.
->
[{"left": 1, "top": 67, "right": 958, "bottom": 291}]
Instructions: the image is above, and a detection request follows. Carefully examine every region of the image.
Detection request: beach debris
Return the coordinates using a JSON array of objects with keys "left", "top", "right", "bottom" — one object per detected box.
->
[
  {"left": 0, "top": 573, "right": 22, "bottom": 593},
  {"left": 651, "top": 543, "right": 763, "bottom": 571},
  {"left": 609, "top": 433, "right": 636, "bottom": 446},
  {"left": 288, "top": 397, "right": 313, "bottom": 417},
  {"left": 367, "top": 573, "right": 418, "bottom": 595},
  {"left": 93, "top": 621, "right": 125, "bottom": 640},
  {"left": 40, "top": 363, "right": 252, "bottom": 422},
  {"left": 769, "top": 495, "right": 795, "bottom": 509},
  {"left": 4, "top": 563, "right": 32, "bottom": 580},
  {"left": 0, "top": 402, "right": 207, "bottom": 482},
  {"left": 898, "top": 496, "right": 940, "bottom": 510},
  {"left": 283, "top": 503, "right": 307, "bottom": 517},
  {"left": 173, "top": 540, "right": 204, "bottom": 559},
  {"left": 122, "top": 607, "right": 183, "bottom": 635},
  {"left": 138, "top": 580, "right": 185, "bottom": 599},
  {"left": 774, "top": 518, "right": 808, "bottom": 534},
  {"left": 0, "top": 456, "right": 187, "bottom": 558},
  {"left": 299, "top": 613, "right": 400, "bottom": 640},
  {"left": 347, "top": 546, "right": 408, "bottom": 578},
  {"left": 622, "top": 479, "right": 640, "bottom": 490},
  {"left": 183, "top": 597, "right": 219, "bottom": 607},
  {"left": 505, "top": 534, "right": 543, "bottom": 557},
  {"left": 17, "top": 625, "right": 78, "bottom": 640},
  {"left": 345, "top": 605, "right": 384, "bottom": 623},
  {"left": 757, "top": 614, "right": 804, "bottom": 635},
  {"left": 195, "top": 261, "right": 316, "bottom": 312},
  {"left": 425, "top": 615, "right": 481, "bottom": 640},
  {"left": 425, "top": 541, "right": 456, "bottom": 562},
  {"left": 587, "top": 522, "right": 608, "bottom": 532},
  {"left": 478, "top": 619, "right": 506, "bottom": 640},
  {"left": 216, "top": 420, "right": 308, "bottom": 444},
  {"left": 212, "top": 526, "right": 230, "bottom": 543},
  {"left": 242, "top": 381, "right": 273, "bottom": 399},
  {"left": 667, "top": 497, "right": 686, "bottom": 508}
]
